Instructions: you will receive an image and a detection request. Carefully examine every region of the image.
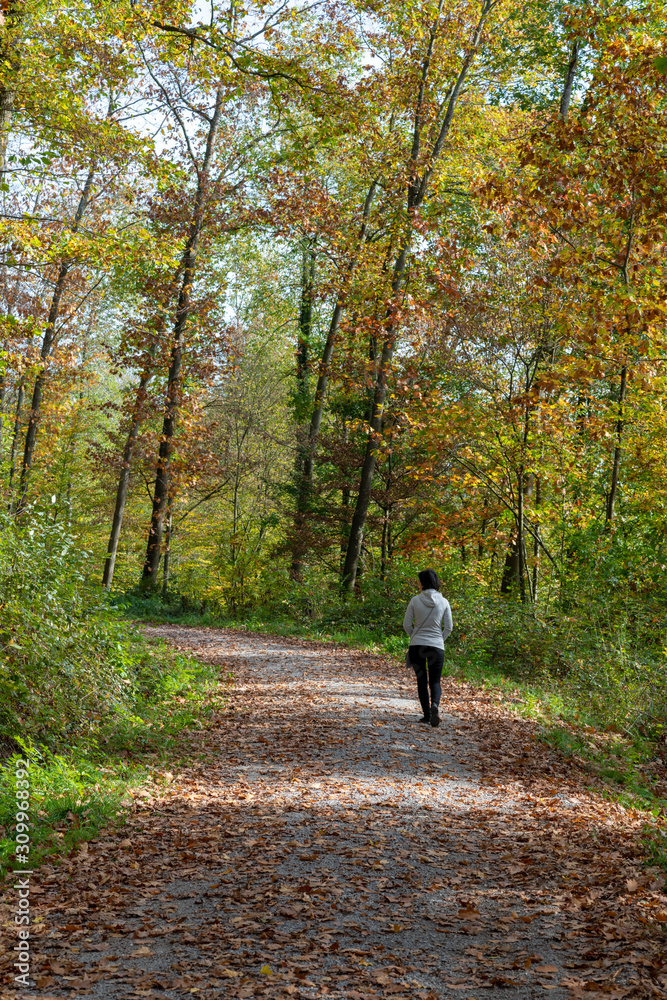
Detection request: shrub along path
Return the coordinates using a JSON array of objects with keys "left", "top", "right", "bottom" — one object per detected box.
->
[{"left": 2, "top": 626, "right": 666, "bottom": 999}]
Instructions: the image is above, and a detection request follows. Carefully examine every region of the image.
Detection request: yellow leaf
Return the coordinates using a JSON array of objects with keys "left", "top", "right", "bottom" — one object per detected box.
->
[{"left": 260, "top": 964, "right": 272, "bottom": 975}]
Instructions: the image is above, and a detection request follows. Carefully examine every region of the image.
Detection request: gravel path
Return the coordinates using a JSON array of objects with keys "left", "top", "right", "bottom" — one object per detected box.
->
[{"left": 3, "top": 626, "right": 665, "bottom": 1000}]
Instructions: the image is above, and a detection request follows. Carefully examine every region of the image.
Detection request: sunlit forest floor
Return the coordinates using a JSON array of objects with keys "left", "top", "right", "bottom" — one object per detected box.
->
[{"left": 1, "top": 626, "right": 665, "bottom": 999}]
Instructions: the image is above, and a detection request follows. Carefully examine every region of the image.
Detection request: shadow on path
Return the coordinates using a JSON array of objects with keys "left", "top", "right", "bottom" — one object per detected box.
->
[{"left": 2, "top": 626, "right": 664, "bottom": 1000}]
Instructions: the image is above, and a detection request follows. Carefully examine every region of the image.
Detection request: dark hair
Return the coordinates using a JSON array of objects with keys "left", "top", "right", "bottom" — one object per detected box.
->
[{"left": 418, "top": 569, "right": 440, "bottom": 591}]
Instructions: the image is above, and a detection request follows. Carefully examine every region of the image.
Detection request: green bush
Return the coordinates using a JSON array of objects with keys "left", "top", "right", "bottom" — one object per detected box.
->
[
  {"left": 0, "top": 512, "right": 141, "bottom": 742},
  {"left": 450, "top": 593, "right": 667, "bottom": 739}
]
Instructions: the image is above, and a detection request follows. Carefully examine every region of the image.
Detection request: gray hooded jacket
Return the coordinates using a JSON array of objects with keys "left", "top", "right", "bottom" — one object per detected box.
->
[{"left": 403, "top": 589, "right": 453, "bottom": 650}]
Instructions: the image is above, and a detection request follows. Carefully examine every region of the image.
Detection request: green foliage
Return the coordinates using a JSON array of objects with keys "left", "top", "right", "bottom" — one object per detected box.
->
[
  {"left": 0, "top": 640, "right": 227, "bottom": 878},
  {"left": 0, "top": 511, "right": 140, "bottom": 742},
  {"left": 642, "top": 825, "right": 667, "bottom": 873},
  {"left": 0, "top": 743, "right": 128, "bottom": 874},
  {"left": 451, "top": 591, "right": 667, "bottom": 741},
  {"left": 0, "top": 510, "right": 228, "bottom": 746},
  {"left": 96, "top": 643, "right": 226, "bottom": 756}
]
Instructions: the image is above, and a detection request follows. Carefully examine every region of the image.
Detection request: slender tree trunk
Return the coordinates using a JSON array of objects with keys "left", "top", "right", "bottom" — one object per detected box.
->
[
  {"left": 140, "top": 89, "right": 224, "bottom": 588},
  {"left": 16, "top": 160, "right": 97, "bottom": 514},
  {"left": 301, "top": 179, "right": 378, "bottom": 491},
  {"left": 162, "top": 507, "right": 172, "bottom": 597},
  {"left": 605, "top": 365, "right": 627, "bottom": 529},
  {"left": 490, "top": 520, "right": 499, "bottom": 580},
  {"left": 341, "top": 241, "right": 410, "bottom": 590},
  {"left": 517, "top": 467, "right": 527, "bottom": 602},
  {"left": 381, "top": 454, "right": 393, "bottom": 582},
  {"left": 380, "top": 507, "right": 390, "bottom": 581},
  {"left": 532, "top": 476, "right": 541, "bottom": 599},
  {"left": 342, "top": 3, "right": 493, "bottom": 592},
  {"left": 339, "top": 420, "right": 350, "bottom": 575},
  {"left": 1, "top": 0, "right": 26, "bottom": 469},
  {"left": 102, "top": 361, "right": 155, "bottom": 588},
  {"left": 291, "top": 242, "right": 315, "bottom": 581},
  {"left": 478, "top": 518, "right": 487, "bottom": 561},
  {"left": 0, "top": 351, "right": 6, "bottom": 461},
  {"left": 228, "top": 468, "right": 241, "bottom": 613},
  {"left": 340, "top": 485, "right": 350, "bottom": 573},
  {"left": 102, "top": 267, "right": 184, "bottom": 588},
  {"left": 559, "top": 40, "right": 580, "bottom": 120},
  {"left": 6, "top": 377, "right": 22, "bottom": 510},
  {"left": 140, "top": 270, "right": 193, "bottom": 586},
  {"left": 0, "top": 0, "right": 23, "bottom": 178},
  {"left": 500, "top": 536, "right": 519, "bottom": 594}
]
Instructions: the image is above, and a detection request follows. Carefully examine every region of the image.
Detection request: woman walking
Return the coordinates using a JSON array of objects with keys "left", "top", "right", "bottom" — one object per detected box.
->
[{"left": 403, "top": 569, "right": 453, "bottom": 727}]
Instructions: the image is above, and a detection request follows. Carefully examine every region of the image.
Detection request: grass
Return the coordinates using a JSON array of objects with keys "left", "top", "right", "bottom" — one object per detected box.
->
[
  {"left": 641, "top": 824, "right": 667, "bottom": 872},
  {"left": 0, "top": 636, "right": 230, "bottom": 878}
]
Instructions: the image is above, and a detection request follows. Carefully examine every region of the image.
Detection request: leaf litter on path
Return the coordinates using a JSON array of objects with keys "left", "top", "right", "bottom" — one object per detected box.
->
[{"left": 1, "top": 625, "right": 666, "bottom": 999}]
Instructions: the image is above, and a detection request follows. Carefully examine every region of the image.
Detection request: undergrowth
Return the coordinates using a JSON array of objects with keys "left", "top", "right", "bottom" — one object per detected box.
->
[{"left": 0, "top": 633, "right": 228, "bottom": 878}]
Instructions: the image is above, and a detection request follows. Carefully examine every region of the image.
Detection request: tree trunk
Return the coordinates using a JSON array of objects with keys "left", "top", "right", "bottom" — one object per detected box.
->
[
  {"left": 140, "top": 272, "right": 194, "bottom": 586},
  {"left": 102, "top": 362, "right": 155, "bottom": 588},
  {"left": 0, "top": 353, "right": 5, "bottom": 461},
  {"left": 140, "top": 88, "right": 224, "bottom": 589},
  {"left": 490, "top": 520, "right": 498, "bottom": 577},
  {"left": 532, "top": 476, "right": 541, "bottom": 599},
  {"left": 290, "top": 241, "right": 316, "bottom": 581},
  {"left": 380, "top": 506, "right": 392, "bottom": 581},
  {"left": 102, "top": 265, "right": 185, "bottom": 588},
  {"left": 0, "top": 0, "right": 24, "bottom": 177},
  {"left": 339, "top": 420, "right": 351, "bottom": 576},
  {"left": 517, "top": 467, "right": 527, "bottom": 603},
  {"left": 500, "top": 535, "right": 519, "bottom": 594},
  {"left": 341, "top": 3, "right": 493, "bottom": 592},
  {"left": 162, "top": 507, "right": 172, "bottom": 597},
  {"left": 341, "top": 244, "right": 409, "bottom": 591},
  {"left": 0, "top": 5, "right": 29, "bottom": 469},
  {"left": 559, "top": 40, "right": 580, "bottom": 120},
  {"left": 478, "top": 518, "right": 487, "bottom": 561},
  {"left": 16, "top": 160, "right": 97, "bottom": 514},
  {"left": 605, "top": 365, "right": 627, "bottom": 529},
  {"left": 300, "top": 179, "right": 378, "bottom": 489},
  {"left": 6, "top": 376, "right": 22, "bottom": 511}
]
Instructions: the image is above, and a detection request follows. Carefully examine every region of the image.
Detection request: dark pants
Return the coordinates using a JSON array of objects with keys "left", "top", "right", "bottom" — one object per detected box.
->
[{"left": 409, "top": 645, "right": 444, "bottom": 718}]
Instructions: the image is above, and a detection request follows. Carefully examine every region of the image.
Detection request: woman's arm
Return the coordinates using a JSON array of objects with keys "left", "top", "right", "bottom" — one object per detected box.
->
[
  {"left": 442, "top": 601, "right": 453, "bottom": 641},
  {"left": 403, "top": 598, "right": 415, "bottom": 638}
]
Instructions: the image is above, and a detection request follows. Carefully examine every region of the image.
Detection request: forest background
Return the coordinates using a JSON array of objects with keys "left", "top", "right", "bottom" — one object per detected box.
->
[{"left": 1, "top": 0, "right": 667, "bottom": 865}]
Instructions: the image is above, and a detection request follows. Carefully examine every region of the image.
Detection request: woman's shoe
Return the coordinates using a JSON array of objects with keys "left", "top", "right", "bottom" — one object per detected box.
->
[
  {"left": 415, "top": 715, "right": 430, "bottom": 724},
  {"left": 430, "top": 704, "right": 440, "bottom": 727}
]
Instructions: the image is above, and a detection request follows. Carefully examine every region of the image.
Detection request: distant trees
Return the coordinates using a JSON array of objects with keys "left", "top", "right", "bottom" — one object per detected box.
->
[{"left": 0, "top": 0, "right": 665, "bottom": 615}]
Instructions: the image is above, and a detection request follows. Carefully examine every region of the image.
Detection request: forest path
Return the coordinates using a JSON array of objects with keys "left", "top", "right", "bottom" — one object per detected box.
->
[{"left": 13, "top": 626, "right": 667, "bottom": 1000}]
